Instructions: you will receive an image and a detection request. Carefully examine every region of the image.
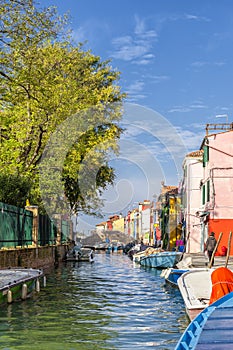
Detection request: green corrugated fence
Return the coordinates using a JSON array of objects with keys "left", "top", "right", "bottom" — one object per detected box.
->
[
  {"left": 0, "top": 202, "right": 33, "bottom": 248},
  {"left": 38, "top": 214, "right": 57, "bottom": 246},
  {"left": 0, "top": 202, "right": 72, "bottom": 248},
  {"left": 61, "top": 220, "right": 70, "bottom": 243}
]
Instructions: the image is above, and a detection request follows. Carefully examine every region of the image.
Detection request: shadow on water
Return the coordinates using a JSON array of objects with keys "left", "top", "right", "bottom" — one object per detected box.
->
[{"left": 0, "top": 254, "right": 189, "bottom": 350}]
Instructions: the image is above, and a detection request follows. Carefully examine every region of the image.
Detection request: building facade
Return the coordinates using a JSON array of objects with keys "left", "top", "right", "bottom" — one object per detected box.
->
[
  {"left": 199, "top": 126, "right": 233, "bottom": 255},
  {"left": 180, "top": 150, "right": 204, "bottom": 253}
]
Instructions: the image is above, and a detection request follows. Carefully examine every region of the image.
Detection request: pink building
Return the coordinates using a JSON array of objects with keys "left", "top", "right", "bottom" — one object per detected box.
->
[
  {"left": 199, "top": 125, "right": 233, "bottom": 255},
  {"left": 181, "top": 124, "right": 233, "bottom": 255}
]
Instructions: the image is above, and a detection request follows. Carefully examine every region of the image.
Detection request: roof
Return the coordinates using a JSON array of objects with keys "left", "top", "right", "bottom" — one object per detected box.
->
[
  {"left": 185, "top": 150, "right": 203, "bottom": 158},
  {"left": 200, "top": 124, "right": 233, "bottom": 149},
  {"left": 161, "top": 185, "right": 178, "bottom": 195},
  {"left": 96, "top": 222, "right": 106, "bottom": 226}
]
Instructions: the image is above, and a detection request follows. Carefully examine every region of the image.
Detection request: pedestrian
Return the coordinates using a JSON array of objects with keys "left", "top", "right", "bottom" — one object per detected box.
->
[{"left": 205, "top": 231, "right": 217, "bottom": 265}]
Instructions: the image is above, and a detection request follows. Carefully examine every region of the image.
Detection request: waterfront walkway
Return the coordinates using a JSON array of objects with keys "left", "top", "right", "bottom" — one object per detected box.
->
[{"left": 179, "top": 252, "right": 233, "bottom": 269}]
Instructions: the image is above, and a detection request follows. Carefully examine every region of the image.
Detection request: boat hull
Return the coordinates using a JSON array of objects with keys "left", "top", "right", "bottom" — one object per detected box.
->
[
  {"left": 163, "top": 268, "right": 188, "bottom": 287},
  {"left": 65, "top": 247, "right": 94, "bottom": 263},
  {"left": 175, "top": 290, "right": 233, "bottom": 349},
  {"left": 140, "top": 252, "right": 182, "bottom": 269},
  {"left": 0, "top": 268, "right": 44, "bottom": 304},
  {"left": 177, "top": 268, "right": 213, "bottom": 320}
]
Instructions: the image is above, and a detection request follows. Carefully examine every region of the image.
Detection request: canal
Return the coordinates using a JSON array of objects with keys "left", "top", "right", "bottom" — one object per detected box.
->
[{"left": 0, "top": 253, "right": 189, "bottom": 350}]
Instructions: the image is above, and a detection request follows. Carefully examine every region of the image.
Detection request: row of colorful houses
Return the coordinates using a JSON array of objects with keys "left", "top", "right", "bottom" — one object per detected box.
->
[
  {"left": 95, "top": 199, "right": 153, "bottom": 243},
  {"left": 96, "top": 123, "right": 233, "bottom": 255}
]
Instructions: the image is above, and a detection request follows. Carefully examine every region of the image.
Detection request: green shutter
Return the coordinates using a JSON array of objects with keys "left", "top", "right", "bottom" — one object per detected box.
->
[
  {"left": 203, "top": 146, "right": 209, "bottom": 167},
  {"left": 207, "top": 180, "right": 210, "bottom": 202},
  {"left": 202, "top": 185, "right": 206, "bottom": 205}
]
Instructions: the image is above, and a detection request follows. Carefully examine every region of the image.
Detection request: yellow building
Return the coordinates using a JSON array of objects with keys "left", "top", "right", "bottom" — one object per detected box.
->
[{"left": 112, "top": 216, "right": 125, "bottom": 233}]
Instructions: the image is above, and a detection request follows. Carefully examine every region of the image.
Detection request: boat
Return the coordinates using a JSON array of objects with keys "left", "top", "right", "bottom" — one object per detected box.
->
[
  {"left": 111, "top": 240, "right": 124, "bottom": 252},
  {"left": 177, "top": 268, "right": 213, "bottom": 320},
  {"left": 139, "top": 251, "right": 183, "bottom": 269},
  {"left": 175, "top": 290, "right": 233, "bottom": 349},
  {"left": 65, "top": 245, "right": 94, "bottom": 262},
  {"left": 162, "top": 268, "right": 188, "bottom": 288},
  {"left": 127, "top": 243, "right": 141, "bottom": 259},
  {"left": 93, "top": 242, "right": 110, "bottom": 251},
  {"left": 0, "top": 268, "right": 44, "bottom": 304},
  {"left": 133, "top": 249, "right": 149, "bottom": 263},
  {"left": 133, "top": 247, "right": 160, "bottom": 264}
]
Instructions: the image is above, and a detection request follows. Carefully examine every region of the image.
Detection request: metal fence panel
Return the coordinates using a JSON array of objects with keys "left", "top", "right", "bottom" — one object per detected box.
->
[
  {"left": 38, "top": 214, "right": 57, "bottom": 246},
  {"left": 0, "top": 202, "right": 33, "bottom": 248},
  {"left": 61, "top": 220, "right": 70, "bottom": 243}
]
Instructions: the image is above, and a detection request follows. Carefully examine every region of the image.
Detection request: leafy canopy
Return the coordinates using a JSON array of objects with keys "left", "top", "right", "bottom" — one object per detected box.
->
[{"left": 0, "top": 0, "right": 125, "bottom": 216}]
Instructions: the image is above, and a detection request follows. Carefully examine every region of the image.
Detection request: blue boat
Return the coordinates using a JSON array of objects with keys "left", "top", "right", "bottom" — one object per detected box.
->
[
  {"left": 175, "top": 290, "right": 233, "bottom": 349},
  {"left": 139, "top": 251, "right": 183, "bottom": 269},
  {"left": 162, "top": 268, "right": 188, "bottom": 287}
]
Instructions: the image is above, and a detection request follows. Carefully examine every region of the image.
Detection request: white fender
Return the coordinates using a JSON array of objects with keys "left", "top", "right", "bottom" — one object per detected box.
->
[
  {"left": 7, "top": 290, "right": 12, "bottom": 303},
  {"left": 21, "top": 283, "right": 27, "bottom": 300},
  {"left": 36, "top": 279, "right": 40, "bottom": 292}
]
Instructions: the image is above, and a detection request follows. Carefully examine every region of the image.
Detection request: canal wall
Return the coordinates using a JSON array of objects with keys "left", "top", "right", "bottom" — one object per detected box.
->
[{"left": 0, "top": 244, "right": 70, "bottom": 269}]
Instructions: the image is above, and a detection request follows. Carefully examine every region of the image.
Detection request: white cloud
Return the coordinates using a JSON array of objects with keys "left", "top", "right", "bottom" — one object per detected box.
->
[
  {"left": 125, "top": 81, "right": 146, "bottom": 100},
  {"left": 134, "top": 58, "right": 155, "bottom": 66},
  {"left": 175, "top": 127, "right": 204, "bottom": 151},
  {"left": 151, "top": 75, "right": 170, "bottom": 83},
  {"left": 111, "top": 37, "right": 151, "bottom": 61},
  {"left": 134, "top": 15, "right": 145, "bottom": 35},
  {"left": 184, "top": 13, "right": 210, "bottom": 22},
  {"left": 111, "top": 16, "right": 157, "bottom": 64},
  {"left": 190, "top": 103, "right": 208, "bottom": 109},
  {"left": 191, "top": 61, "right": 226, "bottom": 68},
  {"left": 71, "top": 20, "right": 111, "bottom": 48},
  {"left": 168, "top": 106, "right": 192, "bottom": 113},
  {"left": 72, "top": 27, "right": 87, "bottom": 44},
  {"left": 168, "top": 101, "right": 208, "bottom": 113}
]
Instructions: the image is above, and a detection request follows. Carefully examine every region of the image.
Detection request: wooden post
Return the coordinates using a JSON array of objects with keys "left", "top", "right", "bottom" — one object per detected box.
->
[
  {"left": 225, "top": 231, "right": 232, "bottom": 268},
  {"left": 209, "top": 232, "right": 223, "bottom": 268},
  {"left": 25, "top": 205, "right": 38, "bottom": 247}
]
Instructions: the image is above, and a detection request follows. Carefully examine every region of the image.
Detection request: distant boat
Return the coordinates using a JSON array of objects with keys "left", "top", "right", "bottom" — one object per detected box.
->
[
  {"left": 105, "top": 241, "right": 124, "bottom": 254},
  {"left": 139, "top": 251, "right": 183, "bottom": 269},
  {"left": 0, "top": 268, "right": 44, "bottom": 304},
  {"left": 65, "top": 245, "right": 94, "bottom": 263},
  {"left": 175, "top": 290, "right": 233, "bottom": 349},
  {"left": 177, "top": 268, "right": 213, "bottom": 320}
]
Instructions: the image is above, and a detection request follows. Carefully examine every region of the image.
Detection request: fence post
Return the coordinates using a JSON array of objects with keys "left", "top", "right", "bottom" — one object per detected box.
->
[
  {"left": 53, "top": 214, "right": 61, "bottom": 245},
  {"left": 25, "top": 205, "right": 39, "bottom": 246}
]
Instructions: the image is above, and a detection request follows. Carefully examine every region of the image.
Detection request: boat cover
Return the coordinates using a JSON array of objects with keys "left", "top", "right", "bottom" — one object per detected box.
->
[{"left": 209, "top": 267, "right": 233, "bottom": 305}]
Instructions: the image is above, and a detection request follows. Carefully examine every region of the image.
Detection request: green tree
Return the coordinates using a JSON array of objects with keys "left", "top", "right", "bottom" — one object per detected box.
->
[
  {"left": 62, "top": 123, "right": 123, "bottom": 216},
  {"left": 0, "top": 173, "right": 31, "bottom": 207},
  {"left": 0, "top": 0, "right": 125, "bottom": 216}
]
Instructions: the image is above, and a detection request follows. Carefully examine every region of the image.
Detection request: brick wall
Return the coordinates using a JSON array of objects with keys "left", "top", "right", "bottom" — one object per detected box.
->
[{"left": 0, "top": 245, "right": 70, "bottom": 269}]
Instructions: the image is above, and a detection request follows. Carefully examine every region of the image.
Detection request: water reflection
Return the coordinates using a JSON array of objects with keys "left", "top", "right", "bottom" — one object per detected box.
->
[{"left": 0, "top": 253, "right": 188, "bottom": 349}]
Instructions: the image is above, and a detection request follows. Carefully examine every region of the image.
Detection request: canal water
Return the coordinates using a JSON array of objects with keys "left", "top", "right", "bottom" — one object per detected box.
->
[{"left": 0, "top": 253, "right": 189, "bottom": 350}]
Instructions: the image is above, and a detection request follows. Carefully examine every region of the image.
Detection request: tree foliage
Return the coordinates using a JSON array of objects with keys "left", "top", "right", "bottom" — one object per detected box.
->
[
  {"left": 0, "top": 173, "right": 32, "bottom": 207},
  {"left": 0, "top": 0, "right": 125, "bottom": 216}
]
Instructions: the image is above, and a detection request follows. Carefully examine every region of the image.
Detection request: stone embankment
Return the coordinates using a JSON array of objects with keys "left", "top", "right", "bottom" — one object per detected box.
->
[{"left": 0, "top": 245, "right": 69, "bottom": 269}]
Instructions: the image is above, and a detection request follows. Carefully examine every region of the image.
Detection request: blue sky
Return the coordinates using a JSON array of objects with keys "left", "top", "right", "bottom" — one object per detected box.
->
[{"left": 42, "top": 0, "right": 233, "bottom": 233}]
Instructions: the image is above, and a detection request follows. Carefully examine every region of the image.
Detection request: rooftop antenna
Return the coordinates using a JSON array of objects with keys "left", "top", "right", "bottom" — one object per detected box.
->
[{"left": 216, "top": 114, "right": 228, "bottom": 123}]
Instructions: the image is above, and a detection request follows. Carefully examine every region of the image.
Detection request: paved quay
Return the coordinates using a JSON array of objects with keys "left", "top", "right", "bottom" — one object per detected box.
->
[{"left": 178, "top": 253, "right": 233, "bottom": 269}]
